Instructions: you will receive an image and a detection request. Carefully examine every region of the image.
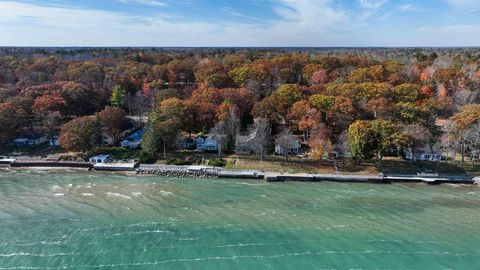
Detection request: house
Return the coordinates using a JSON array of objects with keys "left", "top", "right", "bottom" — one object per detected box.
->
[
  {"left": 89, "top": 154, "right": 113, "bottom": 164},
  {"left": 274, "top": 135, "right": 301, "bottom": 156},
  {"left": 196, "top": 135, "right": 218, "bottom": 152},
  {"left": 13, "top": 134, "right": 47, "bottom": 147},
  {"left": 235, "top": 132, "right": 257, "bottom": 155},
  {"left": 177, "top": 136, "right": 196, "bottom": 150},
  {"left": 405, "top": 145, "right": 442, "bottom": 161},
  {"left": 120, "top": 128, "right": 144, "bottom": 149},
  {"left": 49, "top": 135, "right": 60, "bottom": 146},
  {"left": 405, "top": 151, "right": 442, "bottom": 161}
]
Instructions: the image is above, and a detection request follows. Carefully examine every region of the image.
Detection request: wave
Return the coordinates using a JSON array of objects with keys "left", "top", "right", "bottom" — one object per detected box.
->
[
  {"left": 105, "top": 192, "right": 131, "bottom": 199},
  {"left": 20, "top": 250, "right": 477, "bottom": 269}
]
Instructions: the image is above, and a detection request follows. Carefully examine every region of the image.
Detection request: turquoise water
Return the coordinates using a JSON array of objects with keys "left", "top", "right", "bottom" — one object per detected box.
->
[{"left": 0, "top": 170, "right": 479, "bottom": 269}]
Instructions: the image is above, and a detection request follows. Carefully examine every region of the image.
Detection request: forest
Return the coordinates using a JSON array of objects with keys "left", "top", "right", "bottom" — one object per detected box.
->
[{"left": 1, "top": 47, "right": 479, "bottom": 166}]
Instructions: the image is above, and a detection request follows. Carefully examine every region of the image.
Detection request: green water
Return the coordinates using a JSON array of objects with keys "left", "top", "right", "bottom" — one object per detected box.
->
[{"left": 0, "top": 170, "right": 479, "bottom": 269}]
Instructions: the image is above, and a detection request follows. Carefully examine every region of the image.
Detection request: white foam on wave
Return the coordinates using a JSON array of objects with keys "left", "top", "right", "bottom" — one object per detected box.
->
[
  {"left": 53, "top": 193, "right": 64, "bottom": 196},
  {"left": 106, "top": 192, "right": 131, "bottom": 199},
  {"left": 81, "top": 193, "right": 94, "bottom": 196},
  {"left": 131, "top": 192, "right": 142, "bottom": 196},
  {"left": 159, "top": 190, "right": 173, "bottom": 196},
  {"left": 51, "top": 185, "right": 63, "bottom": 191}
]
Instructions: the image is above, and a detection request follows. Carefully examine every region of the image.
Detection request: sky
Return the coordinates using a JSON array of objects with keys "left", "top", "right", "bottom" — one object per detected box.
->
[{"left": 0, "top": 0, "right": 479, "bottom": 47}]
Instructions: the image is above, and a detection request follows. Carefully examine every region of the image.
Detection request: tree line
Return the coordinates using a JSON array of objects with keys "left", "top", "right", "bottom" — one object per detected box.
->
[{"left": 0, "top": 49, "right": 479, "bottom": 164}]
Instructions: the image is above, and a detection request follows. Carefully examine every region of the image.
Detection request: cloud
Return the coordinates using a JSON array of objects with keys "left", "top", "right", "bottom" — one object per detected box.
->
[
  {"left": 0, "top": 0, "right": 354, "bottom": 47},
  {"left": 445, "top": 0, "right": 480, "bottom": 8},
  {"left": 0, "top": 0, "right": 479, "bottom": 47},
  {"left": 357, "top": 0, "right": 388, "bottom": 20},
  {"left": 358, "top": 0, "right": 388, "bottom": 9},
  {"left": 116, "top": 0, "right": 166, "bottom": 7}
]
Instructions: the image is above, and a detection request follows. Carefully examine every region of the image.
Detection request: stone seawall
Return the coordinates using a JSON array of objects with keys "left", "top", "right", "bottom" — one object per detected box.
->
[{"left": 135, "top": 165, "right": 219, "bottom": 178}]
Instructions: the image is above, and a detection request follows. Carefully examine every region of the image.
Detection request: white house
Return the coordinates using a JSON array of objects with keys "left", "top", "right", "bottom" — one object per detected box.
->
[
  {"left": 196, "top": 135, "right": 218, "bottom": 152},
  {"left": 405, "top": 151, "right": 442, "bottom": 161},
  {"left": 89, "top": 154, "right": 113, "bottom": 164},
  {"left": 405, "top": 145, "right": 442, "bottom": 161}
]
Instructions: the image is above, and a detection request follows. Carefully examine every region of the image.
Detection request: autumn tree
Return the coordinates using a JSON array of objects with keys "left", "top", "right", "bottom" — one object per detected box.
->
[
  {"left": 370, "top": 119, "right": 398, "bottom": 160},
  {"left": 32, "top": 94, "right": 66, "bottom": 139},
  {"left": 97, "top": 106, "right": 127, "bottom": 144},
  {"left": 194, "top": 59, "right": 229, "bottom": 88},
  {"left": 348, "top": 120, "right": 375, "bottom": 160},
  {"left": 288, "top": 100, "right": 319, "bottom": 140},
  {"left": 363, "top": 98, "right": 393, "bottom": 119},
  {"left": 156, "top": 97, "right": 184, "bottom": 157},
  {"left": 0, "top": 102, "right": 26, "bottom": 144},
  {"left": 308, "top": 124, "right": 333, "bottom": 160},
  {"left": 59, "top": 116, "right": 100, "bottom": 152},
  {"left": 450, "top": 104, "right": 480, "bottom": 165}
]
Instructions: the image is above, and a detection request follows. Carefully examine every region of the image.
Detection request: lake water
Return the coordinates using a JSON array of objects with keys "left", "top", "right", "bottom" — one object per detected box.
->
[{"left": 0, "top": 169, "right": 479, "bottom": 269}]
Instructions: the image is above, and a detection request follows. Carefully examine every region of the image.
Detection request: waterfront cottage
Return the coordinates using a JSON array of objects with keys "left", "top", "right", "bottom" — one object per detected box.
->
[
  {"left": 274, "top": 135, "right": 301, "bottom": 156},
  {"left": 13, "top": 134, "right": 47, "bottom": 147},
  {"left": 196, "top": 135, "right": 218, "bottom": 152},
  {"left": 235, "top": 132, "right": 257, "bottom": 155},
  {"left": 89, "top": 154, "right": 113, "bottom": 164},
  {"left": 120, "top": 129, "right": 144, "bottom": 149},
  {"left": 177, "top": 136, "right": 196, "bottom": 150},
  {"left": 405, "top": 145, "right": 442, "bottom": 161}
]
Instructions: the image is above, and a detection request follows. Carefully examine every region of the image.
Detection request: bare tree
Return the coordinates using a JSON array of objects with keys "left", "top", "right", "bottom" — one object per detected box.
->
[
  {"left": 455, "top": 121, "right": 480, "bottom": 166},
  {"left": 252, "top": 118, "right": 271, "bottom": 161},
  {"left": 225, "top": 106, "right": 240, "bottom": 152},
  {"left": 211, "top": 121, "right": 227, "bottom": 157},
  {"left": 402, "top": 124, "right": 432, "bottom": 161},
  {"left": 276, "top": 128, "right": 295, "bottom": 162}
]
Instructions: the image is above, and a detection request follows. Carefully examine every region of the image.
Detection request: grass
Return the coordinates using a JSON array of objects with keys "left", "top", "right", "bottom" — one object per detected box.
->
[
  {"left": 224, "top": 155, "right": 337, "bottom": 174},
  {"left": 89, "top": 147, "right": 140, "bottom": 161}
]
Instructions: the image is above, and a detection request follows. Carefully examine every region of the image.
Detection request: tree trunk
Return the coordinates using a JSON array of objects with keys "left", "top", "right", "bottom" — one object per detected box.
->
[{"left": 163, "top": 139, "right": 166, "bottom": 159}]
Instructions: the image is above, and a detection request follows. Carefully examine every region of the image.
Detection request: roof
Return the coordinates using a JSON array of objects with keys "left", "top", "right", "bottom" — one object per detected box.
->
[
  {"left": 275, "top": 135, "right": 301, "bottom": 148},
  {"left": 126, "top": 128, "right": 144, "bottom": 141},
  {"left": 14, "top": 134, "right": 45, "bottom": 140},
  {"left": 178, "top": 137, "right": 195, "bottom": 143},
  {"left": 90, "top": 154, "right": 111, "bottom": 159},
  {"left": 237, "top": 130, "right": 257, "bottom": 144}
]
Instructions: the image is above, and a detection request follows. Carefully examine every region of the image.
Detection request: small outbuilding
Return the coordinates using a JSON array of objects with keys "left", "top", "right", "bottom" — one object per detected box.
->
[{"left": 89, "top": 154, "right": 113, "bottom": 164}]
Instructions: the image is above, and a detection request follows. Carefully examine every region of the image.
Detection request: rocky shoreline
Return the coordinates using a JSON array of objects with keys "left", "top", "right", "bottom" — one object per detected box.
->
[
  {"left": 1, "top": 158, "right": 477, "bottom": 185},
  {"left": 135, "top": 165, "right": 218, "bottom": 178}
]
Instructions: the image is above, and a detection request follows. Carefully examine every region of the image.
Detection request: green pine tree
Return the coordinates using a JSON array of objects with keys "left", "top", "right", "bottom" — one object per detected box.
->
[{"left": 110, "top": 85, "right": 126, "bottom": 108}]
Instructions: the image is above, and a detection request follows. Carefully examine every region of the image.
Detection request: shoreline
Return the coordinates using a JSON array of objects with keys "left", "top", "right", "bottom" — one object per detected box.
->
[{"left": 1, "top": 162, "right": 478, "bottom": 185}]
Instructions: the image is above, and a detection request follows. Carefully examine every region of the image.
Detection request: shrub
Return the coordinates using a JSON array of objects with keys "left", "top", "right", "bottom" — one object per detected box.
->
[
  {"left": 208, "top": 158, "right": 226, "bottom": 167},
  {"left": 138, "top": 151, "right": 156, "bottom": 164},
  {"left": 166, "top": 158, "right": 192, "bottom": 166}
]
